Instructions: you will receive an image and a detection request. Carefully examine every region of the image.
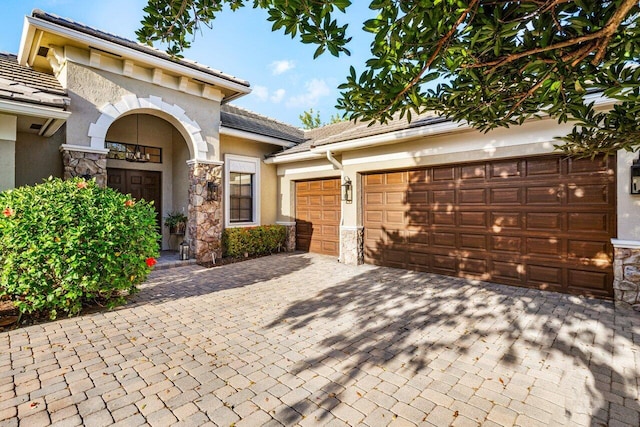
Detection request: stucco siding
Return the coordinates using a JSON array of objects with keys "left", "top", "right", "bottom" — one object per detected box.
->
[
  {"left": 65, "top": 61, "right": 221, "bottom": 162},
  {"left": 616, "top": 150, "right": 640, "bottom": 241},
  {"left": 15, "top": 126, "right": 65, "bottom": 187}
]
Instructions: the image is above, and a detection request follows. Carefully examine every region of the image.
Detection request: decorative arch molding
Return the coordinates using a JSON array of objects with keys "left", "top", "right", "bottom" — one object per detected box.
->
[{"left": 87, "top": 94, "right": 208, "bottom": 160}]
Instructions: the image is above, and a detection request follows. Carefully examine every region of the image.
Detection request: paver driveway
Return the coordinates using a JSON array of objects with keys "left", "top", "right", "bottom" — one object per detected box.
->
[{"left": 1, "top": 253, "right": 639, "bottom": 426}]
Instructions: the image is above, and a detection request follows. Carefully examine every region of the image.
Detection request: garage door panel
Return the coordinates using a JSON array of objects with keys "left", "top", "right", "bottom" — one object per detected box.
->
[
  {"left": 366, "top": 192, "right": 384, "bottom": 205},
  {"left": 433, "top": 190, "right": 455, "bottom": 204},
  {"left": 567, "top": 240, "right": 610, "bottom": 260},
  {"left": 528, "top": 264, "right": 563, "bottom": 287},
  {"left": 567, "top": 184, "right": 609, "bottom": 205},
  {"left": 433, "top": 232, "right": 456, "bottom": 248},
  {"left": 491, "top": 213, "right": 522, "bottom": 230},
  {"left": 295, "top": 178, "right": 340, "bottom": 257},
  {"left": 568, "top": 213, "right": 609, "bottom": 232},
  {"left": 408, "top": 210, "right": 429, "bottom": 226},
  {"left": 460, "top": 258, "right": 487, "bottom": 275},
  {"left": 526, "top": 158, "right": 561, "bottom": 176},
  {"left": 568, "top": 157, "right": 609, "bottom": 174},
  {"left": 526, "top": 186, "right": 561, "bottom": 204},
  {"left": 365, "top": 174, "right": 384, "bottom": 185},
  {"left": 527, "top": 213, "right": 562, "bottom": 230},
  {"left": 491, "top": 161, "right": 520, "bottom": 179},
  {"left": 407, "top": 190, "right": 428, "bottom": 204},
  {"left": 461, "top": 164, "right": 486, "bottom": 180},
  {"left": 407, "top": 231, "right": 429, "bottom": 245},
  {"left": 322, "top": 210, "right": 339, "bottom": 222},
  {"left": 459, "top": 188, "right": 486, "bottom": 204},
  {"left": 568, "top": 269, "right": 610, "bottom": 294},
  {"left": 385, "top": 210, "right": 405, "bottom": 225},
  {"left": 491, "top": 187, "right": 521, "bottom": 204},
  {"left": 409, "top": 169, "right": 429, "bottom": 183},
  {"left": 460, "top": 234, "right": 487, "bottom": 250},
  {"left": 491, "top": 236, "right": 522, "bottom": 253},
  {"left": 492, "top": 261, "right": 523, "bottom": 280},
  {"left": 527, "top": 237, "right": 561, "bottom": 256},
  {"left": 433, "top": 212, "right": 456, "bottom": 225},
  {"left": 363, "top": 154, "right": 615, "bottom": 298},
  {"left": 386, "top": 192, "right": 405, "bottom": 205},
  {"left": 433, "top": 255, "right": 457, "bottom": 274},
  {"left": 460, "top": 211, "right": 487, "bottom": 227},
  {"left": 433, "top": 166, "right": 456, "bottom": 181}
]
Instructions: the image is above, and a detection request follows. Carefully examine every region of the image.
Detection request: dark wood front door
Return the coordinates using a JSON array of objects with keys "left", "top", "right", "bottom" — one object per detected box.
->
[
  {"left": 107, "top": 168, "right": 162, "bottom": 228},
  {"left": 363, "top": 155, "right": 616, "bottom": 299}
]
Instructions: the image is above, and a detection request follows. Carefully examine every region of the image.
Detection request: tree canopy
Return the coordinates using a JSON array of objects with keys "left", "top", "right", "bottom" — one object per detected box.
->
[
  {"left": 137, "top": 1, "right": 640, "bottom": 156},
  {"left": 299, "top": 108, "right": 344, "bottom": 129}
]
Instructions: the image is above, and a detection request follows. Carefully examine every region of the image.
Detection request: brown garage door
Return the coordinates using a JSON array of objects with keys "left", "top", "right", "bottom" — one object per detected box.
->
[
  {"left": 363, "top": 155, "right": 616, "bottom": 298},
  {"left": 296, "top": 178, "right": 341, "bottom": 256}
]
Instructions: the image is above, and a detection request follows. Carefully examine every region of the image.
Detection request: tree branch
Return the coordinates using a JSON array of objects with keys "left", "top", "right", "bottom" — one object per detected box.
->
[
  {"left": 378, "top": 0, "right": 480, "bottom": 116},
  {"left": 466, "top": 0, "right": 638, "bottom": 72}
]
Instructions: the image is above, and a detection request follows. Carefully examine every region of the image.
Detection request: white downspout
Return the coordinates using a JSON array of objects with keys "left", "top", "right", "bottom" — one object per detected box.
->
[
  {"left": 326, "top": 151, "right": 345, "bottom": 262},
  {"left": 326, "top": 150, "right": 343, "bottom": 171}
]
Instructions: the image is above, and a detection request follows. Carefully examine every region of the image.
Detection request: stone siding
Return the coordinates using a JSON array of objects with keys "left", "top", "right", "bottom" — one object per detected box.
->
[
  {"left": 340, "top": 227, "right": 364, "bottom": 265},
  {"left": 613, "top": 247, "right": 640, "bottom": 311},
  {"left": 279, "top": 223, "right": 296, "bottom": 252},
  {"left": 61, "top": 148, "right": 107, "bottom": 187},
  {"left": 188, "top": 162, "right": 223, "bottom": 264}
]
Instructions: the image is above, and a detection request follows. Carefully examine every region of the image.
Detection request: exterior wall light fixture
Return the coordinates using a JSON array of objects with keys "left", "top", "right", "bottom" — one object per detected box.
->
[
  {"left": 341, "top": 176, "right": 353, "bottom": 204},
  {"left": 206, "top": 181, "right": 219, "bottom": 201},
  {"left": 632, "top": 158, "right": 640, "bottom": 195}
]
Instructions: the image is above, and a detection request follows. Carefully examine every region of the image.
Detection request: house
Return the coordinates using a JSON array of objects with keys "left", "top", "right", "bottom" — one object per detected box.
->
[{"left": 1, "top": 10, "right": 639, "bottom": 309}]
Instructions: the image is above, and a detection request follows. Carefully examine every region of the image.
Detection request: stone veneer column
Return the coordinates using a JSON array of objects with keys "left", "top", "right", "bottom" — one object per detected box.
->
[
  {"left": 340, "top": 226, "right": 364, "bottom": 265},
  {"left": 187, "top": 160, "right": 223, "bottom": 263},
  {"left": 612, "top": 245, "right": 640, "bottom": 311},
  {"left": 277, "top": 222, "right": 297, "bottom": 252},
  {"left": 60, "top": 145, "right": 107, "bottom": 187}
]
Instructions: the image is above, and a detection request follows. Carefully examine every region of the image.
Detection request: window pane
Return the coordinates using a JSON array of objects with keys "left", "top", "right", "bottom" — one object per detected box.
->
[{"left": 229, "top": 172, "right": 253, "bottom": 223}]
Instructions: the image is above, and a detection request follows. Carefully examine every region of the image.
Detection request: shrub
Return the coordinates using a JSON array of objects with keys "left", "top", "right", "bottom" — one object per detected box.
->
[
  {"left": 222, "top": 225, "right": 287, "bottom": 258},
  {"left": 0, "top": 177, "right": 160, "bottom": 319}
]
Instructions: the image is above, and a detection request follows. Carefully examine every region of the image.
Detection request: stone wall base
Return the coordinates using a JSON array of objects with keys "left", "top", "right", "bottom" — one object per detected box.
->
[
  {"left": 277, "top": 222, "right": 297, "bottom": 252},
  {"left": 340, "top": 226, "right": 364, "bottom": 265},
  {"left": 61, "top": 148, "right": 107, "bottom": 187},
  {"left": 188, "top": 162, "right": 222, "bottom": 264},
  {"left": 613, "top": 246, "right": 640, "bottom": 311}
]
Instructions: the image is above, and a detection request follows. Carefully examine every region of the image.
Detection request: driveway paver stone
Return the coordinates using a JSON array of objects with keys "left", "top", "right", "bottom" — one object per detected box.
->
[{"left": 1, "top": 252, "right": 639, "bottom": 426}]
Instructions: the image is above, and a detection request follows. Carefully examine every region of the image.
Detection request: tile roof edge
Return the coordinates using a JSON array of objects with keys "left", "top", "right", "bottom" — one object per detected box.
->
[{"left": 30, "top": 9, "right": 250, "bottom": 88}]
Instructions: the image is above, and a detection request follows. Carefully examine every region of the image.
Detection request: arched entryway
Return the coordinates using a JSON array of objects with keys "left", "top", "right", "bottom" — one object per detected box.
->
[{"left": 104, "top": 113, "right": 191, "bottom": 250}]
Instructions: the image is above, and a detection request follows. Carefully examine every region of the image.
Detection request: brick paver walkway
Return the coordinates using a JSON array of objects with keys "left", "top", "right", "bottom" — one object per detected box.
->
[{"left": 1, "top": 253, "right": 639, "bottom": 426}]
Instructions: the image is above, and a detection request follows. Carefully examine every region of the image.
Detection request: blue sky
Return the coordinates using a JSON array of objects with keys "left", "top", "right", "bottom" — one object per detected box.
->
[{"left": 0, "top": 0, "right": 376, "bottom": 127}]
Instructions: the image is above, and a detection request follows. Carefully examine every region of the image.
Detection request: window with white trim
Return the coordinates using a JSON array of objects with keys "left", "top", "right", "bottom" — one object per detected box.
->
[{"left": 225, "top": 154, "right": 260, "bottom": 227}]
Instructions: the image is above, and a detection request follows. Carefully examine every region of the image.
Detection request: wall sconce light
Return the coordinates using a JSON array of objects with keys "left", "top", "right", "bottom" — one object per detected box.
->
[
  {"left": 206, "top": 181, "right": 219, "bottom": 201},
  {"left": 341, "top": 176, "right": 353, "bottom": 204},
  {"left": 631, "top": 158, "right": 640, "bottom": 194}
]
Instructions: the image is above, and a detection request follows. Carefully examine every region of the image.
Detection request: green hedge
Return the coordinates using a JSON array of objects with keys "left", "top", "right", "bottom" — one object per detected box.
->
[
  {"left": 0, "top": 177, "right": 160, "bottom": 319},
  {"left": 222, "top": 225, "right": 287, "bottom": 258}
]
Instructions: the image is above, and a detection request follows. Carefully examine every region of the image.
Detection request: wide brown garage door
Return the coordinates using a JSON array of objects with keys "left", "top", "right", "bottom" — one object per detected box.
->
[
  {"left": 363, "top": 155, "right": 616, "bottom": 298},
  {"left": 296, "top": 178, "right": 341, "bottom": 256}
]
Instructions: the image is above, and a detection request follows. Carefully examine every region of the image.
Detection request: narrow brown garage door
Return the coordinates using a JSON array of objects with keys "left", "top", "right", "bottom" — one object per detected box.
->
[
  {"left": 296, "top": 178, "right": 341, "bottom": 256},
  {"left": 363, "top": 155, "right": 616, "bottom": 298}
]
